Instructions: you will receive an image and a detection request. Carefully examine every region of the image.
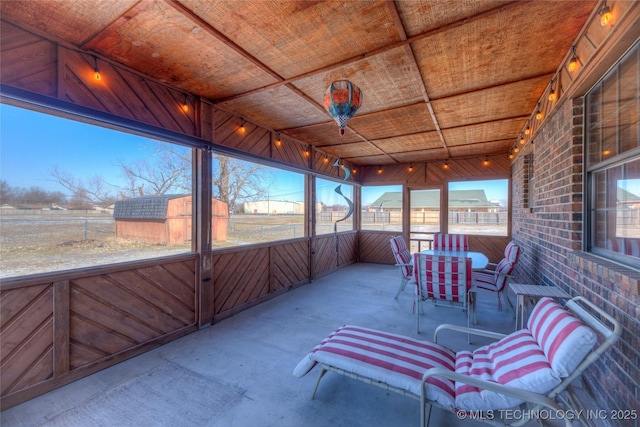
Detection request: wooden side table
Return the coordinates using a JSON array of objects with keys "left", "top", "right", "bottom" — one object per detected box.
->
[{"left": 509, "top": 283, "right": 571, "bottom": 330}]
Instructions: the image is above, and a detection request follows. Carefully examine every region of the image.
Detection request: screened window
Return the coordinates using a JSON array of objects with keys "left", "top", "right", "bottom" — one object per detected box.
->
[
  {"left": 0, "top": 104, "right": 193, "bottom": 278},
  {"left": 315, "top": 177, "right": 354, "bottom": 235},
  {"left": 361, "top": 185, "right": 402, "bottom": 231},
  {"left": 447, "top": 179, "right": 508, "bottom": 236},
  {"left": 586, "top": 41, "right": 640, "bottom": 264},
  {"left": 215, "top": 156, "right": 305, "bottom": 246}
]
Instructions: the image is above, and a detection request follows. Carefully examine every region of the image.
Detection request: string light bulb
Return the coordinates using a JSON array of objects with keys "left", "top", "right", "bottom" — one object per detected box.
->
[
  {"left": 524, "top": 126, "right": 531, "bottom": 135},
  {"left": 520, "top": 136, "right": 526, "bottom": 145},
  {"left": 377, "top": 166, "right": 382, "bottom": 174},
  {"left": 181, "top": 95, "right": 189, "bottom": 113},
  {"left": 408, "top": 164, "right": 414, "bottom": 172},
  {"left": 514, "top": 146, "right": 520, "bottom": 153},
  {"left": 509, "top": 152, "right": 514, "bottom": 159},
  {"left": 568, "top": 47, "right": 579, "bottom": 73},
  {"left": 275, "top": 133, "right": 281, "bottom": 147},
  {"left": 443, "top": 161, "right": 449, "bottom": 170},
  {"left": 548, "top": 89, "right": 556, "bottom": 102},
  {"left": 239, "top": 119, "right": 246, "bottom": 133},
  {"left": 600, "top": 2, "right": 612, "bottom": 26},
  {"left": 483, "top": 156, "right": 489, "bottom": 166},
  {"left": 536, "top": 109, "right": 543, "bottom": 120},
  {"left": 93, "top": 56, "right": 101, "bottom": 81}
]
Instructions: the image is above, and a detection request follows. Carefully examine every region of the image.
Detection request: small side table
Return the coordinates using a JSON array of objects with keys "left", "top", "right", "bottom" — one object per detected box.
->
[{"left": 509, "top": 283, "right": 571, "bottom": 330}]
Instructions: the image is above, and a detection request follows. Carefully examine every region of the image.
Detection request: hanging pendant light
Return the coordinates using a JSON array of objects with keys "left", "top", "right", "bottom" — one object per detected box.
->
[{"left": 323, "top": 80, "right": 363, "bottom": 137}]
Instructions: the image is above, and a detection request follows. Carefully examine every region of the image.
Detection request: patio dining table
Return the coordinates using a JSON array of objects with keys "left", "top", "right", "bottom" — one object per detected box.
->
[{"left": 420, "top": 249, "right": 489, "bottom": 270}]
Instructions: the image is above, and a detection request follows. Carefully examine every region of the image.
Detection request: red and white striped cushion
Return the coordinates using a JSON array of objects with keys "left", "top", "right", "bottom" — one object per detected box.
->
[
  {"left": 432, "top": 233, "right": 468, "bottom": 251},
  {"left": 504, "top": 241, "right": 520, "bottom": 264},
  {"left": 472, "top": 258, "right": 514, "bottom": 292},
  {"left": 390, "top": 236, "right": 413, "bottom": 277},
  {"left": 454, "top": 330, "right": 559, "bottom": 410},
  {"left": 527, "top": 297, "right": 596, "bottom": 377},
  {"left": 293, "top": 325, "right": 457, "bottom": 408},
  {"left": 415, "top": 254, "right": 471, "bottom": 302}
]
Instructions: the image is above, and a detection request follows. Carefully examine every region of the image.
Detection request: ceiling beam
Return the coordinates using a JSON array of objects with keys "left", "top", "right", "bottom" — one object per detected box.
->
[
  {"left": 385, "top": 0, "right": 449, "bottom": 158},
  {"left": 212, "top": 1, "right": 526, "bottom": 103}
]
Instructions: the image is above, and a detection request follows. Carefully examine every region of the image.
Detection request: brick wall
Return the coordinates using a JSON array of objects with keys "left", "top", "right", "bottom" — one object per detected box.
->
[{"left": 511, "top": 98, "right": 640, "bottom": 425}]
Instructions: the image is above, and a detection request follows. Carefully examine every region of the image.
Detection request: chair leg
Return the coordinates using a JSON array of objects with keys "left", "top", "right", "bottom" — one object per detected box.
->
[
  {"left": 311, "top": 368, "right": 328, "bottom": 399},
  {"left": 395, "top": 277, "right": 408, "bottom": 299},
  {"left": 501, "top": 290, "right": 515, "bottom": 318},
  {"left": 416, "top": 295, "right": 421, "bottom": 333}
]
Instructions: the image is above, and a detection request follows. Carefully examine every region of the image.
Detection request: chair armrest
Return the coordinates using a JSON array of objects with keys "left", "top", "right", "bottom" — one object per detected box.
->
[
  {"left": 394, "top": 262, "right": 412, "bottom": 268},
  {"left": 434, "top": 323, "right": 507, "bottom": 343},
  {"left": 421, "top": 367, "right": 571, "bottom": 427}
]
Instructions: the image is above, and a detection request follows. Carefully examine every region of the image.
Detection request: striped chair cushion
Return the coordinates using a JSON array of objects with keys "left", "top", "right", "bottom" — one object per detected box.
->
[
  {"left": 472, "top": 258, "right": 514, "bottom": 292},
  {"left": 390, "top": 236, "right": 413, "bottom": 277},
  {"left": 527, "top": 297, "right": 596, "bottom": 377},
  {"left": 454, "top": 330, "right": 559, "bottom": 411},
  {"left": 415, "top": 254, "right": 471, "bottom": 302},
  {"left": 504, "top": 241, "right": 520, "bottom": 264},
  {"left": 293, "top": 325, "right": 457, "bottom": 408},
  {"left": 433, "top": 233, "right": 468, "bottom": 251}
]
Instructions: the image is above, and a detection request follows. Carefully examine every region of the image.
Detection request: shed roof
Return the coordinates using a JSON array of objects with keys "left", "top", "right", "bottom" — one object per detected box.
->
[{"left": 114, "top": 195, "right": 187, "bottom": 220}]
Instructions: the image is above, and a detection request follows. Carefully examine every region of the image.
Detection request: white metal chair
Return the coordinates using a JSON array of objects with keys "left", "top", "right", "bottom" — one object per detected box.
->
[
  {"left": 471, "top": 241, "right": 520, "bottom": 320},
  {"left": 390, "top": 235, "right": 413, "bottom": 299},
  {"left": 432, "top": 232, "right": 468, "bottom": 251},
  {"left": 413, "top": 253, "right": 472, "bottom": 333}
]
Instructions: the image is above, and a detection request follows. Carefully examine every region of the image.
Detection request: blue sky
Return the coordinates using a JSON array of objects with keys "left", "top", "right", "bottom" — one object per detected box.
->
[{"left": 1, "top": 104, "right": 155, "bottom": 193}]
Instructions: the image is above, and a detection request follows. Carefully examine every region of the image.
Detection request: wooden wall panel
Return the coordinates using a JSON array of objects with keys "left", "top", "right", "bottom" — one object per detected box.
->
[
  {"left": 270, "top": 240, "right": 310, "bottom": 291},
  {"left": 359, "top": 231, "right": 397, "bottom": 264},
  {"left": 212, "top": 246, "right": 270, "bottom": 316},
  {"left": 60, "top": 49, "right": 196, "bottom": 136},
  {"left": 68, "top": 259, "right": 197, "bottom": 369},
  {"left": 359, "top": 155, "right": 510, "bottom": 184},
  {"left": 337, "top": 232, "right": 358, "bottom": 267},
  {"left": 272, "top": 133, "right": 310, "bottom": 170},
  {"left": 210, "top": 109, "right": 271, "bottom": 157},
  {"left": 313, "top": 235, "right": 337, "bottom": 278},
  {"left": 0, "top": 22, "right": 57, "bottom": 97},
  {"left": 0, "top": 256, "right": 198, "bottom": 409},
  {"left": 0, "top": 284, "right": 54, "bottom": 396},
  {"left": 468, "top": 236, "right": 511, "bottom": 265}
]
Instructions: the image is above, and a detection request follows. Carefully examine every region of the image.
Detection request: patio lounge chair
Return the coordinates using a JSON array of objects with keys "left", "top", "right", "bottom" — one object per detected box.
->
[{"left": 294, "top": 296, "right": 620, "bottom": 427}]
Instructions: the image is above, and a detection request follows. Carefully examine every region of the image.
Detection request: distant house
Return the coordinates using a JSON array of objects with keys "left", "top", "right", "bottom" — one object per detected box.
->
[
  {"left": 370, "top": 190, "right": 498, "bottom": 212},
  {"left": 114, "top": 195, "right": 228, "bottom": 245},
  {"left": 244, "top": 200, "right": 304, "bottom": 215}
]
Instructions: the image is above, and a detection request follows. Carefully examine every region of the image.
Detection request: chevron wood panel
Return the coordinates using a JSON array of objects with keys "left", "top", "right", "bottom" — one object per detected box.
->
[
  {"left": 469, "top": 236, "right": 511, "bottom": 264},
  {"left": 271, "top": 240, "right": 310, "bottom": 291},
  {"left": 358, "top": 155, "right": 510, "bottom": 184},
  {"left": 68, "top": 258, "right": 197, "bottom": 369},
  {"left": 0, "top": 22, "right": 57, "bottom": 96},
  {"left": 211, "top": 109, "right": 271, "bottom": 157},
  {"left": 359, "top": 231, "right": 397, "bottom": 264},
  {"left": 60, "top": 49, "right": 196, "bottom": 135},
  {"left": 313, "top": 235, "right": 338, "bottom": 277},
  {"left": 272, "top": 133, "right": 309, "bottom": 170},
  {"left": 337, "top": 232, "right": 358, "bottom": 266},
  {"left": 212, "top": 246, "right": 270, "bottom": 316},
  {"left": 0, "top": 283, "right": 54, "bottom": 396}
]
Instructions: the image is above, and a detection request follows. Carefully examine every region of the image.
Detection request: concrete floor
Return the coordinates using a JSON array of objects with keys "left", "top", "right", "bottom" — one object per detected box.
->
[{"left": 1, "top": 263, "right": 601, "bottom": 427}]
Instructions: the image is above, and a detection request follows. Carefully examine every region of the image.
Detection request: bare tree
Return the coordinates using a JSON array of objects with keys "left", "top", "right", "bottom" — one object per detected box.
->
[
  {"left": 116, "top": 144, "right": 191, "bottom": 197},
  {"left": 212, "top": 155, "right": 271, "bottom": 215},
  {"left": 49, "top": 166, "right": 113, "bottom": 206}
]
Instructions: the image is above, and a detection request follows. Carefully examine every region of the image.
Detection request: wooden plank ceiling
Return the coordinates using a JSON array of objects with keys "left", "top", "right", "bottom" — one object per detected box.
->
[{"left": 0, "top": 0, "right": 596, "bottom": 166}]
